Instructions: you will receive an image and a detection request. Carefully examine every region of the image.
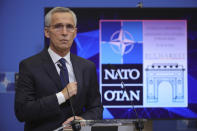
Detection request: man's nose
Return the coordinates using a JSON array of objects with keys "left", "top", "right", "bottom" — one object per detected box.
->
[{"left": 61, "top": 26, "right": 68, "bottom": 35}]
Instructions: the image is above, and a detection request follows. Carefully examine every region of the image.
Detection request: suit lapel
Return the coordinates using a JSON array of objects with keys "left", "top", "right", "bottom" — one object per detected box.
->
[
  {"left": 70, "top": 54, "right": 82, "bottom": 102},
  {"left": 40, "top": 49, "right": 63, "bottom": 91},
  {"left": 39, "top": 50, "right": 82, "bottom": 98}
]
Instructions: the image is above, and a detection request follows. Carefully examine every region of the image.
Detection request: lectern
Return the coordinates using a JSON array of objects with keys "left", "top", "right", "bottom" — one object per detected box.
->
[{"left": 54, "top": 119, "right": 150, "bottom": 131}]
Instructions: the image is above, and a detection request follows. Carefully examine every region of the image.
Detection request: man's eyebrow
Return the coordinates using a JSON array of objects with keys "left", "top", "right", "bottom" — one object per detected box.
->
[{"left": 53, "top": 23, "right": 63, "bottom": 25}]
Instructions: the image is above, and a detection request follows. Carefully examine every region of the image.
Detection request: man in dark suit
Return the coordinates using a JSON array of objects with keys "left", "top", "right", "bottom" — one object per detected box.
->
[{"left": 15, "top": 7, "right": 103, "bottom": 131}]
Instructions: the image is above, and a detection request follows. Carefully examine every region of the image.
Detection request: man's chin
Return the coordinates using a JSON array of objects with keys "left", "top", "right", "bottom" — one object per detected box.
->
[{"left": 58, "top": 46, "right": 71, "bottom": 52}]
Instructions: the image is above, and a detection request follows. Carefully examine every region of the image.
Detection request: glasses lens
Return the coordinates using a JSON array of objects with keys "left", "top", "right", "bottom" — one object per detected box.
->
[
  {"left": 52, "top": 24, "right": 75, "bottom": 32},
  {"left": 66, "top": 24, "right": 75, "bottom": 32},
  {"left": 53, "top": 24, "right": 64, "bottom": 30}
]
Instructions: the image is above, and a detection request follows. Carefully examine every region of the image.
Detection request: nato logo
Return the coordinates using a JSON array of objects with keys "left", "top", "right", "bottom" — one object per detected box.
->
[
  {"left": 100, "top": 20, "right": 143, "bottom": 64},
  {"left": 0, "top": 72, "right": 16, "bottom": 93},
  {"left": 108, "top": 28, "right": 135, "bottom": 63},
  {"left": 100, "top": 20, "right": 143, "bottom": 107}
]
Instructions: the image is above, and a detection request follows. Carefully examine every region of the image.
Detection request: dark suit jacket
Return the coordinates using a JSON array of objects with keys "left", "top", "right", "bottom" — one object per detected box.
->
[{"left": 15, "top": 49, "right": 103, "bottom": 131}]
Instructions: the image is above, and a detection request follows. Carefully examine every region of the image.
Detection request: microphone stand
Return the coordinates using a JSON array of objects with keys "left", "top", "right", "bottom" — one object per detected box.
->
[
  {"left": 121, "top": 82, "right": 144, "bottom": 131},
  {"left": 58, "top": 64, "right": 81, "bottom": 131},
  {"left": 108, "top": 64, "right": 144, "bottom": 131}
]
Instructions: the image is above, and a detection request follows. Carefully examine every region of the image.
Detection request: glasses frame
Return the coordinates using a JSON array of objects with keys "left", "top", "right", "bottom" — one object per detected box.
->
[{"left": 47, "top": 23, "right": 76, "bottom": 33}]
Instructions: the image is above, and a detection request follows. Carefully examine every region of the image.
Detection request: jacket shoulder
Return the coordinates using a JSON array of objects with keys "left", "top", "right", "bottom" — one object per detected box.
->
[
  {"left": 19, "top": 49, "right": 46, "bottom": 67},
  {"left": 71, "top": 54, "right": 95, "bottom": 67}
]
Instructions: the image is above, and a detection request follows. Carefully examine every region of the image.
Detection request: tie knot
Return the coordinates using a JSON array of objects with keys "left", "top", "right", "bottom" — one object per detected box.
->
[{"left": 59, "top": 58, "right": 66, "bottom": 67}]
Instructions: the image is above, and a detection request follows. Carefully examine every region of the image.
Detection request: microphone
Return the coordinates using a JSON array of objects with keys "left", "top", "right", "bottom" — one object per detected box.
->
[
  {"left": 121, "top": 81, "right": 144, "bottom": 131},
  {"left": 107, "top": 64, "right": 144, "bottom": 131},
  {"left": 57, "top": 64, "right": 81, "bottom": 131}
]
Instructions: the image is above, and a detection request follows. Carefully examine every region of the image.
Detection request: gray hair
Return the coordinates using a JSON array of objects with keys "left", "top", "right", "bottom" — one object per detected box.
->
[{"left": 45, "top": 7, "right": 77, "bottom": 27}]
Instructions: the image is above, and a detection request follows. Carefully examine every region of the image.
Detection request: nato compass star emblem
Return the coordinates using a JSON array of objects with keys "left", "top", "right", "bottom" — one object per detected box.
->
[{"left": 109, "top": 29, "right": 135, "bottom": 63}]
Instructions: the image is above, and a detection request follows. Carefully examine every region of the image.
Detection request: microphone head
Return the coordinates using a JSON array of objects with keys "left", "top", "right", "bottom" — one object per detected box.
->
[
  {"left": 71, "top": 120, "right": 81, "bottom": 131},
  {"left": 135, "top": 120, "right": 144, "bottom": 130}
]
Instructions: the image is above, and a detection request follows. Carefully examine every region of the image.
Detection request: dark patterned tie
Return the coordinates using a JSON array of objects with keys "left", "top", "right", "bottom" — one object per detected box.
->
[{"left": 59, "top": 58, "right": 69, "bottom": 88}]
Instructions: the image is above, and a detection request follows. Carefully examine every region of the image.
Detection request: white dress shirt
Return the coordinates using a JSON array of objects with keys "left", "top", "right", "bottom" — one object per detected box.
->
[{"left": 48, "top": 47, "right": 76, "bottom": 105}]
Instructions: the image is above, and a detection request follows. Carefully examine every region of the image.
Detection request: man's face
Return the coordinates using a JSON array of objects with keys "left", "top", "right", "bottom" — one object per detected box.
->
[{"left": 45, "top": 12, "right": 77, "bottom": 54}]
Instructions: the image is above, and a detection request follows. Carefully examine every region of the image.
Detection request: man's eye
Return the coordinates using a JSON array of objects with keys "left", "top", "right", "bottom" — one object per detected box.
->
[
  {"left": 54, "top": 24, "right": 63, "bottom": 29},
  {"left": 67, "top": 24, "right": 74, "bottom": 29}
]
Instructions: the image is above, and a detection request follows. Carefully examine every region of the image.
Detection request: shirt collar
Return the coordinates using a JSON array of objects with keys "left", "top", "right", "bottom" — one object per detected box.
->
[{"left": 48, "top": 47, "right": 71, "bottom": 65}]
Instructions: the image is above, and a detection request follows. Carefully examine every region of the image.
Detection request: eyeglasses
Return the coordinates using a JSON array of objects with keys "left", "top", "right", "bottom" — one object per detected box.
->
[{"left": 48, "top": 23, "right": 75, "bottom": 33}]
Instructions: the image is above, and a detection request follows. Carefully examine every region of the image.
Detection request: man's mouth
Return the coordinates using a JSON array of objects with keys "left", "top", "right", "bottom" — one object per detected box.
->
[
  {"left": 60, "top": 39, "right": 69, "bottom": 44},
  {"left": 60, "top": 39, "right": 68, "bottom": 42}
]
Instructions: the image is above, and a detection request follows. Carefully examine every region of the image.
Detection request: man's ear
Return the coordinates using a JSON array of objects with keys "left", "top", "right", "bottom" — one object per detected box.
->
[
  {"left": 44, "top": 27, "right": 50, "bottom": 38},
  {"left": 74, "top": 28, "right": 77, "bottom": 38}
]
